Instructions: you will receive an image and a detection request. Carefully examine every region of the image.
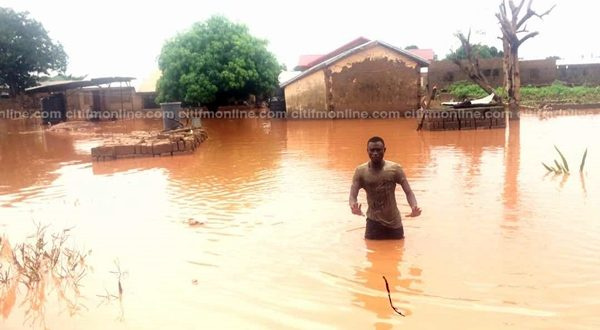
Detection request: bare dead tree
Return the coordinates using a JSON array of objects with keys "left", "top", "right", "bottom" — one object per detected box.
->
[
  {"left": 416, "top": 85, "right": 438, "bottom": 130},
  {"left": 451, "top": 31, "right": 502, "bottom": 103},
  {"left": 496, "top": 0, "right": 555, "bottom": 119}
]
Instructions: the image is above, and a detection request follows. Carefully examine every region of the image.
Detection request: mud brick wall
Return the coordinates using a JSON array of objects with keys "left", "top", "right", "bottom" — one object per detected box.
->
[
  {"left": 91, "top": 128, "right": 208, "bottom": 161},
  {"left": 557, "top": 63, "right": 600, "bottom": 86},
  {"left": 428, "top": 59, "right": 557, "bottom": 89},
  {"left": 420, "top": 106, "right": 506, "bottom": 131},
  {"left": 283, "top": 43, "right": 424, "bottom": 116}
]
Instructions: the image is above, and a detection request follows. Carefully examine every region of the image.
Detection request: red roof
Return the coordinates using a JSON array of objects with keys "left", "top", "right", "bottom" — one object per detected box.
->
[
  {"left": 304, "top": 37, "right": 371, "bottom": 68},
  {"left": 294, "top": 37, "right": 372, "bottom": 71},
  {"left": 297, "top": 55, "right": 323, "bottom": 67},
  {"left": 294, "top": 38, "right": 433, "bottom": 71},
  {"left": 406, "top": 49, "right": 435, "bottom": 62},
  {"left": 282, "top": 40, "right": 430, "bottom": 87}
]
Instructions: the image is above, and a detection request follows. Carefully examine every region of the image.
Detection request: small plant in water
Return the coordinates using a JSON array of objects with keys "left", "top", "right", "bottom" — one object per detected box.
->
[
  {"left": 542, "top": 145, "right": 588, "bottom": 174},
  {"left": 0, "top": 224, "right": 91, "bottom": 328},
  {"left": 97, "top": 259, "right": 127, "bottom": 321}
]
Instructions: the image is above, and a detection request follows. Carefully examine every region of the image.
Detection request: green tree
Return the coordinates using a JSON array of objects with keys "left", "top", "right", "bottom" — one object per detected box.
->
[
  {"left": 156, "top": 16, "right": 281, "bottom": 110},
  {"left": 404, "top": 45, "right": 418, "bottom": 50},
  {"left": 38, "top": 74, "right": 86, "bottom": 82},
  {"left": 446, "top": 44, "right": 503, "bottom": 61},
  {"left": 0, "top": 7, "right": 67, "bottom": 96}
]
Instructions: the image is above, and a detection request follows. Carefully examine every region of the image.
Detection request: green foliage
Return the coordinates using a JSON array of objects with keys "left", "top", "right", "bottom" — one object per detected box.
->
[
  {"left": 542, "top": 146, "right": 588, "bottom": 174},
  {"left": 0, "top": 7, "right": 68, "bottom": 95},
  {"left": 446, "top": 44, "right": 503, "bottom": 61},
  {"left": 446, "top": 81, "right": 505, "bottom": 100},
  {"left": 404, "top": 45, "right": 418, "bottom": 50},
  {"left": 38, "top": 74, "right": 86, "bottom": 82},
  {"left": 156, "top": 16, "right": 282, "bottom": 108},
  {"left": 554, "top": 145, "right": 570, "bottom": 173},
  {"left": 447, "top": 81, "right": 600, "bottom": 104},
  {"left": 541, "top": 162, "right": 555, "bottom": 172},
  {"left": 520, "top": 81, "right": 600, "bottom": 105},
  {"left": 580, "top": 148, "right": 588, "bottom": 172}
]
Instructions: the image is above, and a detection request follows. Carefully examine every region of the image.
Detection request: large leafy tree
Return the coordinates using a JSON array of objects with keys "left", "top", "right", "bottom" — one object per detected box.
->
[
  {"left": 0, "top": 7, "right": 67, "bottom": 96},
  {"left": 446, "top": 43, "right": 503, "bottom": 61},
  {"left": 156, "top": 16, "right": 281, "bottom": 109}
]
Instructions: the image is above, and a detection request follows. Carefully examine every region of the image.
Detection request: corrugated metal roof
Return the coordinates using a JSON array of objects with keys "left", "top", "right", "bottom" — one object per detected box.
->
[
  {"left": 281, "top": 40, "right": 430, "bottom": 88},
  {"left": 25, "top": 77, "right": 134, "bottom": 93}
]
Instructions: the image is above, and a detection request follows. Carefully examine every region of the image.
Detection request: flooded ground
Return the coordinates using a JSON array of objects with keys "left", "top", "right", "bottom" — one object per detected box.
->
[{"left": 1, "top": 114, "right": 599, "bottom": 329}]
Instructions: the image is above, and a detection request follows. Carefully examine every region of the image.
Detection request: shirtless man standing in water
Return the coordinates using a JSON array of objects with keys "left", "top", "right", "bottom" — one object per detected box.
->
[{"left": 349, "top": 136, "right": 421, "bottom": 239}]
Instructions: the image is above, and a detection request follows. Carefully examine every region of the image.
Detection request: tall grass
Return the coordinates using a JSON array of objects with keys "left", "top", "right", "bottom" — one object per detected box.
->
[{"left": 0, "top": 225, "right": 91, "bottom": 327}]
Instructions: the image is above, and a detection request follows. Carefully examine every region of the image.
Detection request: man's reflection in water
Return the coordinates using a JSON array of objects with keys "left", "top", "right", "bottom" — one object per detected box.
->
[{"left": 353, "top": 239, "right": 422, "bottom": 329}]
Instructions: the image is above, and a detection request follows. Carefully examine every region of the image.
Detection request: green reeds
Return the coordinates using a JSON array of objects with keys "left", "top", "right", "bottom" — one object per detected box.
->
[
  {"left": 542, "top": 146, "right": 588, "bottom": 174},
  {"left": 554, "top": 145, "right": 570, "bottom": 173},
  {"left": 580, "top": 148, "right": 588, "bottom": 172}
]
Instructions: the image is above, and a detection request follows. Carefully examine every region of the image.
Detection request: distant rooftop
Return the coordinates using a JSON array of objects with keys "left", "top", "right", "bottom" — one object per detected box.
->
[
  {"left": 294, "top": 55, "right": 324, "bottom": 71},
  {"left": 406, "top": 49, "right": 435, "bottom": 62},
  {"left": 25, "top": 77, "right": 135, "bottom": 93},
  {"left": 294, "top": 37, "right": 371, "bottom": 71}
]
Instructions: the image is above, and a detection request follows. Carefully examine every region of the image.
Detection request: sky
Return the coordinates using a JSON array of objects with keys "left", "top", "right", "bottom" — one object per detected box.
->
[{"left": 1, "top": 0, "right": 597, "bottom": 89}]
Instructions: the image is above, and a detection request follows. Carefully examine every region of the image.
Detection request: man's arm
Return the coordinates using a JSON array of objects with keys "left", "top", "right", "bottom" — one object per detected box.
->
[
  {"left": 397, "top": 167, "right": 422, "bottom": 217},
  {"left": 349, "top": 169, "right": 364, "bottom": 216}
]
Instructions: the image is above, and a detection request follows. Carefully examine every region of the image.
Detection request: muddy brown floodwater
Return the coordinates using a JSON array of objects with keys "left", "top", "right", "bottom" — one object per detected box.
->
[{"left": 1, "top": 114, "right": 599, "bottom": 329}]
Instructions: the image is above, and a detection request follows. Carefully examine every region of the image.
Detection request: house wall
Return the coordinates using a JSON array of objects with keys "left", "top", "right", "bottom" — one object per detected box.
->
[
  {"left": 284, "top": 69, "right": 327, "bottom": 113},
  {"left": 520, "top": 59, "right": 557, "bottom": 86},
  {"left": 558, "top": 63, "right": 600, "bottom": 85},
  {"left": 325, "top": 45, "right": 422, "bottom": 113},
  {"left": 0, "top": 95, "right": 39, "bottom": 111},
  {"left": 1, "top": 87, "right": 144, "bottom": 120},
  {"left": 68, "top": 87, "right": 139, "bottom": 111}
]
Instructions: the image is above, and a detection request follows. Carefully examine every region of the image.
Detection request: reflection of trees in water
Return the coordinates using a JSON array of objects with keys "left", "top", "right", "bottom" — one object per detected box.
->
[
  {"left": 503, "top": 120, "right": 521, "bottom": 222},
  {"left": 352, "top": 240, "right": 422, "bottom": 329},
  {"left": 282, "top": 119, "right": 433, "bottom": 183},
  {"left": 0, "top": 225, "right": 91, "bottom": 328},
  {"left": 0, "top": 121, "right": 81, "bottom": 198},
  {"left": 283, "top": 118, "right": 507, "bottom": 188},
  {"left": 418, "top": 126, "right": 506, "bottom": 175}
]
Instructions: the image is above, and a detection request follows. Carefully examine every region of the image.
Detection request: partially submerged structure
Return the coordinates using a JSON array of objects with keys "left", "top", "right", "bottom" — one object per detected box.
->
[
  {"left": 25, "top": 77, "right": 137, "bottom": 123},
  {"left": 90, "top": 127, "right": 208, "bottom": 161},
  {"left": 281, "top": 39, "right": 430, "bottom": 116},
  {"left": 418, "top": 94, "right": 506, "bottom": 131}
]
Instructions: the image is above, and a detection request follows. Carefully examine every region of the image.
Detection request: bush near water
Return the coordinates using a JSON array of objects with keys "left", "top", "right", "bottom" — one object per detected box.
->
[{"left": 447, "top": 81, "right": 600, "bottom": 106}]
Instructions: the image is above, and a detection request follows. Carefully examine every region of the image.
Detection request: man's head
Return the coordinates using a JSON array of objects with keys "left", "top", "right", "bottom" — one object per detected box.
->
[{"left": 367, "top": 136, "right": 386, "bottom": 164}]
